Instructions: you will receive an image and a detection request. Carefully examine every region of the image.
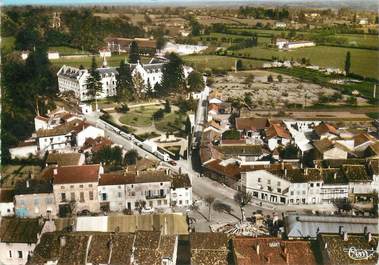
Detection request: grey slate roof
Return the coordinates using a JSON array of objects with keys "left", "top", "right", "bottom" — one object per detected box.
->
[
  {"left": 285, "top": 214, "right": 378, "bottom": 239},
  {"left": 96, "top": 67, "right": 118, "bottom": 76}
]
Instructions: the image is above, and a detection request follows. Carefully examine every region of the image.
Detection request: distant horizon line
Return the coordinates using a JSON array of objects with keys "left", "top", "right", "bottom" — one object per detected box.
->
[{"left": 3, "top": 0, "right": 378, "bottom": 10}]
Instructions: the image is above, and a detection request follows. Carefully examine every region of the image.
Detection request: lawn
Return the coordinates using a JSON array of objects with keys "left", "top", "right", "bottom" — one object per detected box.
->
[
  {"left": 183, "top": 55, "right": 267, "bottom": 71},
  {"left": 230, "top": 46, "right": 379, "bottom": 78},
  {"left": 118, "top": 105, "right": 187, "bottom": 133},
  {"left": 155, "top": 112, "right": 186, "bottom": 133},
  {"left": 119, "top": 106, "right": 158, "bottom": 127}
]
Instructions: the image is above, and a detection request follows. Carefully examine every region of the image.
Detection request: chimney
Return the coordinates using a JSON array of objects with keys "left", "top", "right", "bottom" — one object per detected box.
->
[
  {"left": 26, "top": 180, "right": 30, "bottom": 188},
  {"left": 60, "top": 236, "right": 66, "bottom": 247},
  {"left": 256, "top": 244, "right": 260, "bottom": 255},
  {"left": 305, "top": 168, "right": 308, "bottom": 175},
  {"left": 179, "top": 167, "right": 182, "bottom": 175},
  {"left": 367, "top": 232, "right": 372, "bottom": 243},
  {"left": 281, "top": 162, "right": 284, "bottom": 170},
  {"left": 364, "top": 226, "right": 368, "bottom": 235},
  {"left": 339, "top": 226, "right": 344, "bottom": 235},
  {"left": 285, "top": 169, "right": 287, "bottom": 177},
  {"left": 343, "top": 231, "right": 348, "bottom": 241},
  {"left": 324, "top": 242, "right": 328, "bottom": 249},
  {"left": 53, "top": 168, "right": 58, "bottom": 175}
]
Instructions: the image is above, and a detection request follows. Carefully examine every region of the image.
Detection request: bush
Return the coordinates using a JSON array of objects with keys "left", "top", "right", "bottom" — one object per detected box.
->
[
  {"left": 116, "top": 103, "right": 129, "bottom": 113},
  {"left": 152, "top": 109, "right": 165, "bottom": 121},
  {"left": 267, "top": 75, "right": 273, "bottom": 83}
]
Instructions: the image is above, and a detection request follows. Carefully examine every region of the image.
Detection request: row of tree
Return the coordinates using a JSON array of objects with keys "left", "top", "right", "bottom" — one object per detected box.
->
[
  {"left": 2, "top": 45, "right": 57, "bottom": 162},
  {"left": 2, "top": 8, "right": 145, "bottom": 53}
]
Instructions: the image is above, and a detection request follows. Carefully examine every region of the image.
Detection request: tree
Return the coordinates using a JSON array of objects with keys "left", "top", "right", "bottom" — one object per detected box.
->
[
  {"left": 231, "top": 99, "right": 242, "bottom": 116},
  {"left": 333, "top": 198, "right": 352, "bottom": 213},
  {"left": 234, "top": 191, "right": 253, "bottom": 222},
  {"left": 124, "top": 149, "right": 138, "bottom": 165},
  {"left": 135, "top": 200, "right": 146, "bottom": 214},
  {"left": 344, "top": 51, "right": 351, "bottom": 75},
  {"left": 153, "top": 109, "right": 165, "bottom": 121},
  {"left": 164, "top": 100, "right": 171, "bottom": 113},
  {"left": 280, "top": 144, "right": 299, "bottom": 159},
  {"left": 156, "top": 35, "right": 166, "bottom": 51},
  {"left": 267, "top": 74, "right": 274, "bottom": 83},
  {"left": 236, "top": 59, "right": 243, "bottom": 71},
  {"left": 244, "top": 93, "right": 253, "bottom": 107},
  {"left": 205, "top": 196, "right": 215, "bottom": 221},
  {"left": 277, "top": 75, "right": 283, "bottom": 82},
  {"left": 86, "top": 56, "right": 102, "bottom": 104},
  {"left": 161, "top": 53, "right": 185, "bottom": 95},
  {"left": 132, "top": 72, "right": 144, "bottom": 100},
  {"left": 187, "top": 71, "right": 204, "bottom": 93},
  {"left": 128, "top": 41, "right": 140, "bottom": 63},
  {"left": 116, "top": 60, "right": 133, "bottom": 100},
  {"left": 145, "top": 81, "right": 154, "bottom": 99}
]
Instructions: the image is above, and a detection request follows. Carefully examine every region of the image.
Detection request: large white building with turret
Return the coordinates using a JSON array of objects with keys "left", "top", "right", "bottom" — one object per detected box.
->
[{"left": 57, "top": 60, "right": 118, "bottom": 101}]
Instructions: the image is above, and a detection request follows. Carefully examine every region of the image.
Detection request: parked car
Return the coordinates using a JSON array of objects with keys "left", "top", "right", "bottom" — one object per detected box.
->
[
  {"left": 168, "top": 160, "right": 177, "bottom": 166},
  {"left": 141, "top": 206, "right": 154, "bottom": 214}
]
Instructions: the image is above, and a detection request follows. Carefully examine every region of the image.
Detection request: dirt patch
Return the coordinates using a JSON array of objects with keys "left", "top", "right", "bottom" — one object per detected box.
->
[{"left": 212, "top": 70, "right": 343, "bottom": 109}]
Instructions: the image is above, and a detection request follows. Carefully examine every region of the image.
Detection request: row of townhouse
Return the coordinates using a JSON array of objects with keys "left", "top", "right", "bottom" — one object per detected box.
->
[
  {"left": 239, "top": 160, "right": 379, "bottom": 205},
  {"left": 10, "top": 164, "right": 192, "bottom": 218},
  {"left": 9, "top": 109, "right": 105, "bottom": 159}
]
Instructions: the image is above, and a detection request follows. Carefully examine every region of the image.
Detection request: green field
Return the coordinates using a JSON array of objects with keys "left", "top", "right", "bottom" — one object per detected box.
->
[
  {"left": 227, "top": 27, "right": 379, "bottom": 49},
  {"left": 272, "top": 67, "right": 379, "bottom": 100},
  {"left": 48, "top": 46, "right": 90, "bottom": 56},
  {"left": 230, "top": 46, "right": 379, "bottom": 78},
  {"left": 197, "top": 32, "right": 271, "bottom": 46},
  {"left": 51, "top": 54, "right": 150, "bottom": 68},
  {"left": 183, "top": 55, "right": 267, "bottom": 71}
]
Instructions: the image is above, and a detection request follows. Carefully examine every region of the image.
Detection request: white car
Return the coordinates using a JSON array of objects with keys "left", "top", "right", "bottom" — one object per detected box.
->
[{"left": 141, "top": 206, "right": 154, "bottom": 214}]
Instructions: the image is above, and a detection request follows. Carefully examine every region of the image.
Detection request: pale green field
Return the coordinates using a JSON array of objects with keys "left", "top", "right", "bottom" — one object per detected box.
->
[
  {"left": 232, "top": 46, "right": 379, "bottom": 78},
  {"left": 183, "top": 55, "right": 267, "bottom": 71}
]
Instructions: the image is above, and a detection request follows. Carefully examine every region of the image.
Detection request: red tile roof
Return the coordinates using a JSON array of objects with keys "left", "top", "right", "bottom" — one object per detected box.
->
[
  {"left": 99, "top": 172, "right": 134, "bottom": 186},
  {"left": 236, "top": 118, "right": 269, "bottom": 131},
  {"left": 314, "top": 122, "right": 337, "bottom": 136},
  {"left": 204, "top": 159, "right": 241, "bottom": 179},
  {"left": 266, "top": 123, "right": 291, "bottom": 139},
  {"left": 53, "top": 164, "right": 100, "bottom": 184},
  {"left": 232, "top": 237, "right": 318, "bottom": 265}
]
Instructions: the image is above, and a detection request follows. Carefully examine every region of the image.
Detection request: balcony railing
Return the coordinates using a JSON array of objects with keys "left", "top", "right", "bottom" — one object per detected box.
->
[{"left": 146, "top": 194, "right": 166, "bottom": 200}]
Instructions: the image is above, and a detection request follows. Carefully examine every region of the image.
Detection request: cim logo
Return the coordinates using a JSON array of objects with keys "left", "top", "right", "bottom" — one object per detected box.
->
[{"left": 343, "top": 247, "right": 376, "bottom": 260}]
